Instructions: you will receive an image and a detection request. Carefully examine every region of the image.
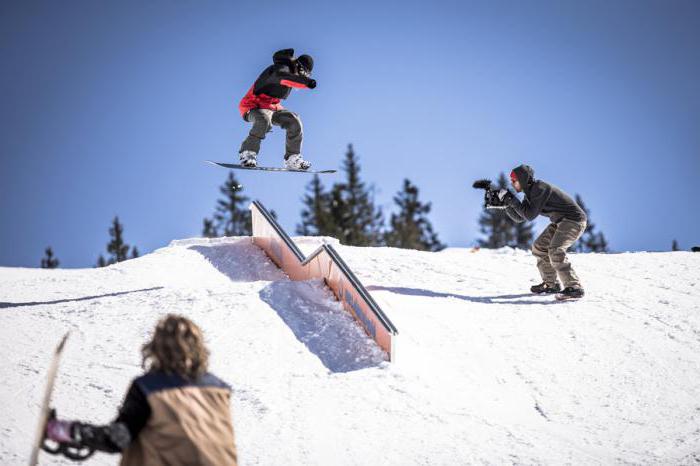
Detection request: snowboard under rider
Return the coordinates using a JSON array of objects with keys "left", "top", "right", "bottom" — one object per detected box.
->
[
  {"left": 499, "top": 164, "right": 588, "bottom": 299},
  {"left": 44, "top": 314, "right": 238, "bottom": 466},
  {"left": 238, "top": 48, "right": 317, "bottom": 170}
]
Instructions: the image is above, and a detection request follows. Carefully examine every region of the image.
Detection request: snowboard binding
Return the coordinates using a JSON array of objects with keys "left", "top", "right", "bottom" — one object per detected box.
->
[
  {"left": 472, "top": 179, "right": 508, "bottom": 210},
  {"left": 41, "top": 409, "right": 95, "bottom": 462}
]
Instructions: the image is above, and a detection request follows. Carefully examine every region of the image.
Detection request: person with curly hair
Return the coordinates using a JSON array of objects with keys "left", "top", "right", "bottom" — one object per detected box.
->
[{"left": 44, "top": 314, "right": 237, "bottom": 465}]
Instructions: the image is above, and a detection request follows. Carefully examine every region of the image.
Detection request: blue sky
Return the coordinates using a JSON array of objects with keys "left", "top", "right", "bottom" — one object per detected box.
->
[{"left": 1, "top": 0, "right": 698, "bottom": 268}]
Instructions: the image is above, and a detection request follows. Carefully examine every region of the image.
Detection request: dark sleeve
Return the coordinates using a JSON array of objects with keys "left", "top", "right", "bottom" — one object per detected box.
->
[
  {"left": 114, "top": 381, "right": 151, "bottom": 441},
  {"left": 71, "top": 381, "right": 150, "bottom": 453},
  {"left": 508, "top": 183, "right": 552, "bottom": 221},
  {"left": 274, "top": 65, "right": 316, "bottom": 88},
  {"left": 255, "top": 64, "right": 316, "bottom": 91},
  {"left": 72, "top": 422, "right": 129, "bottom": 453},
  {"left": 505, "top": 206, "right": 526, "bottom": 223}
]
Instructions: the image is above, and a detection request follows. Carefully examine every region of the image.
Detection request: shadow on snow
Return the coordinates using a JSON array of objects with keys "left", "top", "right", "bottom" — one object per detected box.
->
[
  {"left": 0, "top": 287, "right": 164, "bottom": 309},
  {"left": 366, "top": 286, "right": 561, "bottom": 306},
  {"left": 260, "top": 281, "right": 386, "bottom": 373},
  {"left": 188, "top": 241, "right": 285, "bottom": 282}
]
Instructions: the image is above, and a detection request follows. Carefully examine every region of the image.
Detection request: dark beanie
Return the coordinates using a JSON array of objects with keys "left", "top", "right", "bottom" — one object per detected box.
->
[{"left": 297, "top": 54, "right": 314, "bottom": 72}]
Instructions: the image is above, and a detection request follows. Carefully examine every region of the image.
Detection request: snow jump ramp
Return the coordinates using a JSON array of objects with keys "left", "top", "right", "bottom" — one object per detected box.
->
[{"left": 249, "top": 201, "right": 398, "bottom": 361}]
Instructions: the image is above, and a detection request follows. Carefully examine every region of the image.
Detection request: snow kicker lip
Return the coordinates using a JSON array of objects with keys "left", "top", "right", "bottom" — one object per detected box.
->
[{"left": 250, "top": 200, "right": 398, "bottom": 361}]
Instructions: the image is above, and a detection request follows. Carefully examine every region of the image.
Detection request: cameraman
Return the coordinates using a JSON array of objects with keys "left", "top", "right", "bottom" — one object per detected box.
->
[{"left": 501, "top": 164, "right": 587, "bottom": 299}]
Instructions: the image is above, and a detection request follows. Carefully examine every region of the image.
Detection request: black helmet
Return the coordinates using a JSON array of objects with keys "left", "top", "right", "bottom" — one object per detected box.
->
[{"left": 296, "top": 54, "right": 314, "bottom": 73}]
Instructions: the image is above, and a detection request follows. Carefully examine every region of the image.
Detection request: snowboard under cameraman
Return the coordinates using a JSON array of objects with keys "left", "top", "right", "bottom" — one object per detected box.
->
[
  {"left": 238, "top": 48, "right": 316, "bottom": 170},
  {"left": 498, "top": 164, "right": 588, "bottom": 299},
  {"left": 44, "top": 314, "right": 237, "bottom": 465}
]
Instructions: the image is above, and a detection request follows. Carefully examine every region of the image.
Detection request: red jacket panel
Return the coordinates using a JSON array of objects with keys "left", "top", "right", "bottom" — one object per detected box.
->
[
  {"left": 238, "top": 85, "right": 284, "bottom": 118},
  {"left": 279, "top": 79, "right": 308, "bottom": 89}
]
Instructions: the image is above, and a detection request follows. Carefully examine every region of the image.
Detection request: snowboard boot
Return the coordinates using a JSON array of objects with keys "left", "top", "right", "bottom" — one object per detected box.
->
[
  {"left": 239, "top": 150, "right": 257, "bottom": 168},
  {"left": 530, "top": 282, "right": 561, "bottom": 294},
  {"left": 555, "top": 286, "right": 585, "bottom": 301},
  {"left": 284, "top": 154, "right": 311, "bottom": 170}
]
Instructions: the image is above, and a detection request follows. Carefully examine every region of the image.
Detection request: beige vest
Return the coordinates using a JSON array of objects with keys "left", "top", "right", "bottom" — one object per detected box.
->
[{"left": 120, "top": 384, "right": 237, "bottom": 466}]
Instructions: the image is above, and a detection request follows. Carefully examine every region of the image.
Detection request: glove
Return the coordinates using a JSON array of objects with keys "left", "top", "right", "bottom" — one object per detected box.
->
[
  {"left": 307, "top": 79, "right": 317, "bottom": 89},
  {"left": 46, "top": 418, "right": 75, "bottom": 443},
  {"left": 497, "top": 189, "right": 514, "bottom": 205}
]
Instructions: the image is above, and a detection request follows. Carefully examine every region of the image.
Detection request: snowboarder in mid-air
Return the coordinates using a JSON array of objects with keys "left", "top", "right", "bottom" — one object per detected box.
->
[
  {"left": 42, "top": 314, "right": 238, "bottom": 465},
  {"left": 238, "top": 48, "right": 316, "bottom": 170},
  {"left": 479, "top": 164, "right": 588, "bottom": 300}
]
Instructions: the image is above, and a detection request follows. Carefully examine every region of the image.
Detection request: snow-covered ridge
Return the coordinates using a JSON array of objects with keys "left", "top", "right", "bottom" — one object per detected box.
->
[{"left": 1, "top": 239, "right": 699, "bottom": 464}]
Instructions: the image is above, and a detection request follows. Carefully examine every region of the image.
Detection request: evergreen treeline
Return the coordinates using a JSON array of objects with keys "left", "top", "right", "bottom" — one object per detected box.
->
[
  {"left": 45, "top": 151, "right": 619, "bottom": 266},
  {"left": 476, "top": 173, "right": 534, "bottom": 249},
  {"left": 297, "top": 144, "right": 445, "bottom": 250}
]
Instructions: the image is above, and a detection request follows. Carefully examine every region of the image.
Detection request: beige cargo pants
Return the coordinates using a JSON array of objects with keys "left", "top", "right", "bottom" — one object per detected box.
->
[{"left": 531, "top": 219, "right": 587, "bottom": 288}]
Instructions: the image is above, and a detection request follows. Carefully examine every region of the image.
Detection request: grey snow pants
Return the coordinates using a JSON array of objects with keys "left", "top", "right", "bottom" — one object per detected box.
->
[
  {"left": 531, "top": 219, "right": 587, "bottom": 288},
  {"left": 239, "top": 109, "right": 303, "bottom": 158}
]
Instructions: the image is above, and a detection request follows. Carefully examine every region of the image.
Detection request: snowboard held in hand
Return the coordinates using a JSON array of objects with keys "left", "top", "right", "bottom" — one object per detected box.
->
[
  {"left": 29, "top": 332, "right": 95, "bottom": 465},
  {"left": 206, "top": 161, "right": 336, "bottom": 174},
  {"left": 29, "top": 332, "right": 69, "bottom": 465}
]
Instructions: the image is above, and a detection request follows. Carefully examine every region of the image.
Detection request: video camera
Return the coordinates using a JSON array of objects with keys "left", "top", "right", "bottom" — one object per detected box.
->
[{"left": 472, "top": 179, "right": 508, "bottom": 210}]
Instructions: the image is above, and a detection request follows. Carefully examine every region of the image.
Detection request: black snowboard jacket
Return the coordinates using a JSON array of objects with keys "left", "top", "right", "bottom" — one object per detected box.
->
[
  {"left": 238, "top": 48, "right": 316, "bottom": 117},
  {"left": 253, "top": 48, "right": 316, "bottom": 99}
]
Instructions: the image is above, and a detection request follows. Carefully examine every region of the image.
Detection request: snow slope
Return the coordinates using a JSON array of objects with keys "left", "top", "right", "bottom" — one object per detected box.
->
[{"left": 1, "top": 237, "right": 699, "bottom": 465}]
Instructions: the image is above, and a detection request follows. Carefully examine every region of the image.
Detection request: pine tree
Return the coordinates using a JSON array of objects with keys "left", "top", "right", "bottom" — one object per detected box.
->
[
  {"left": 40, "top": 247, "right": 59, "bottom": 269},
  {"left": 327, "top": 144, "right": 384, "bottom": 246},
  {"left": 574, "top": 195, "right": 609, "bottom": 252},
  {"left": 296, "top": 175, "right": 333, "bottom": 236},
  {"left": 96, "top": 255, "right": 107, "bottom": 268},
  {"left": 107, "top": 216, "right": 131, "bottom": 263},
  {"left": 204, "top": 172, "right": 251, "bottom": 237},
  {"left": 327, "top": 183, "right": 350, "bottom": 240},
  {"left": 384, "top": 179, "right": 445, "bottom": 251},
  {"left": 96, "top": 217, "right": 137, "bottom": 267},
  {"left": 202, "top": 218, "right": 218, "bottom": 238},
  {"left": 593, "top": 231, "right": 609, "bottom": 252}
]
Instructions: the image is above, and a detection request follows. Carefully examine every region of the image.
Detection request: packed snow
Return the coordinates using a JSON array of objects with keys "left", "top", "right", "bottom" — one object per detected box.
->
[{"left": 1, "top": 237, "right": 699, "bottom": 465}]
